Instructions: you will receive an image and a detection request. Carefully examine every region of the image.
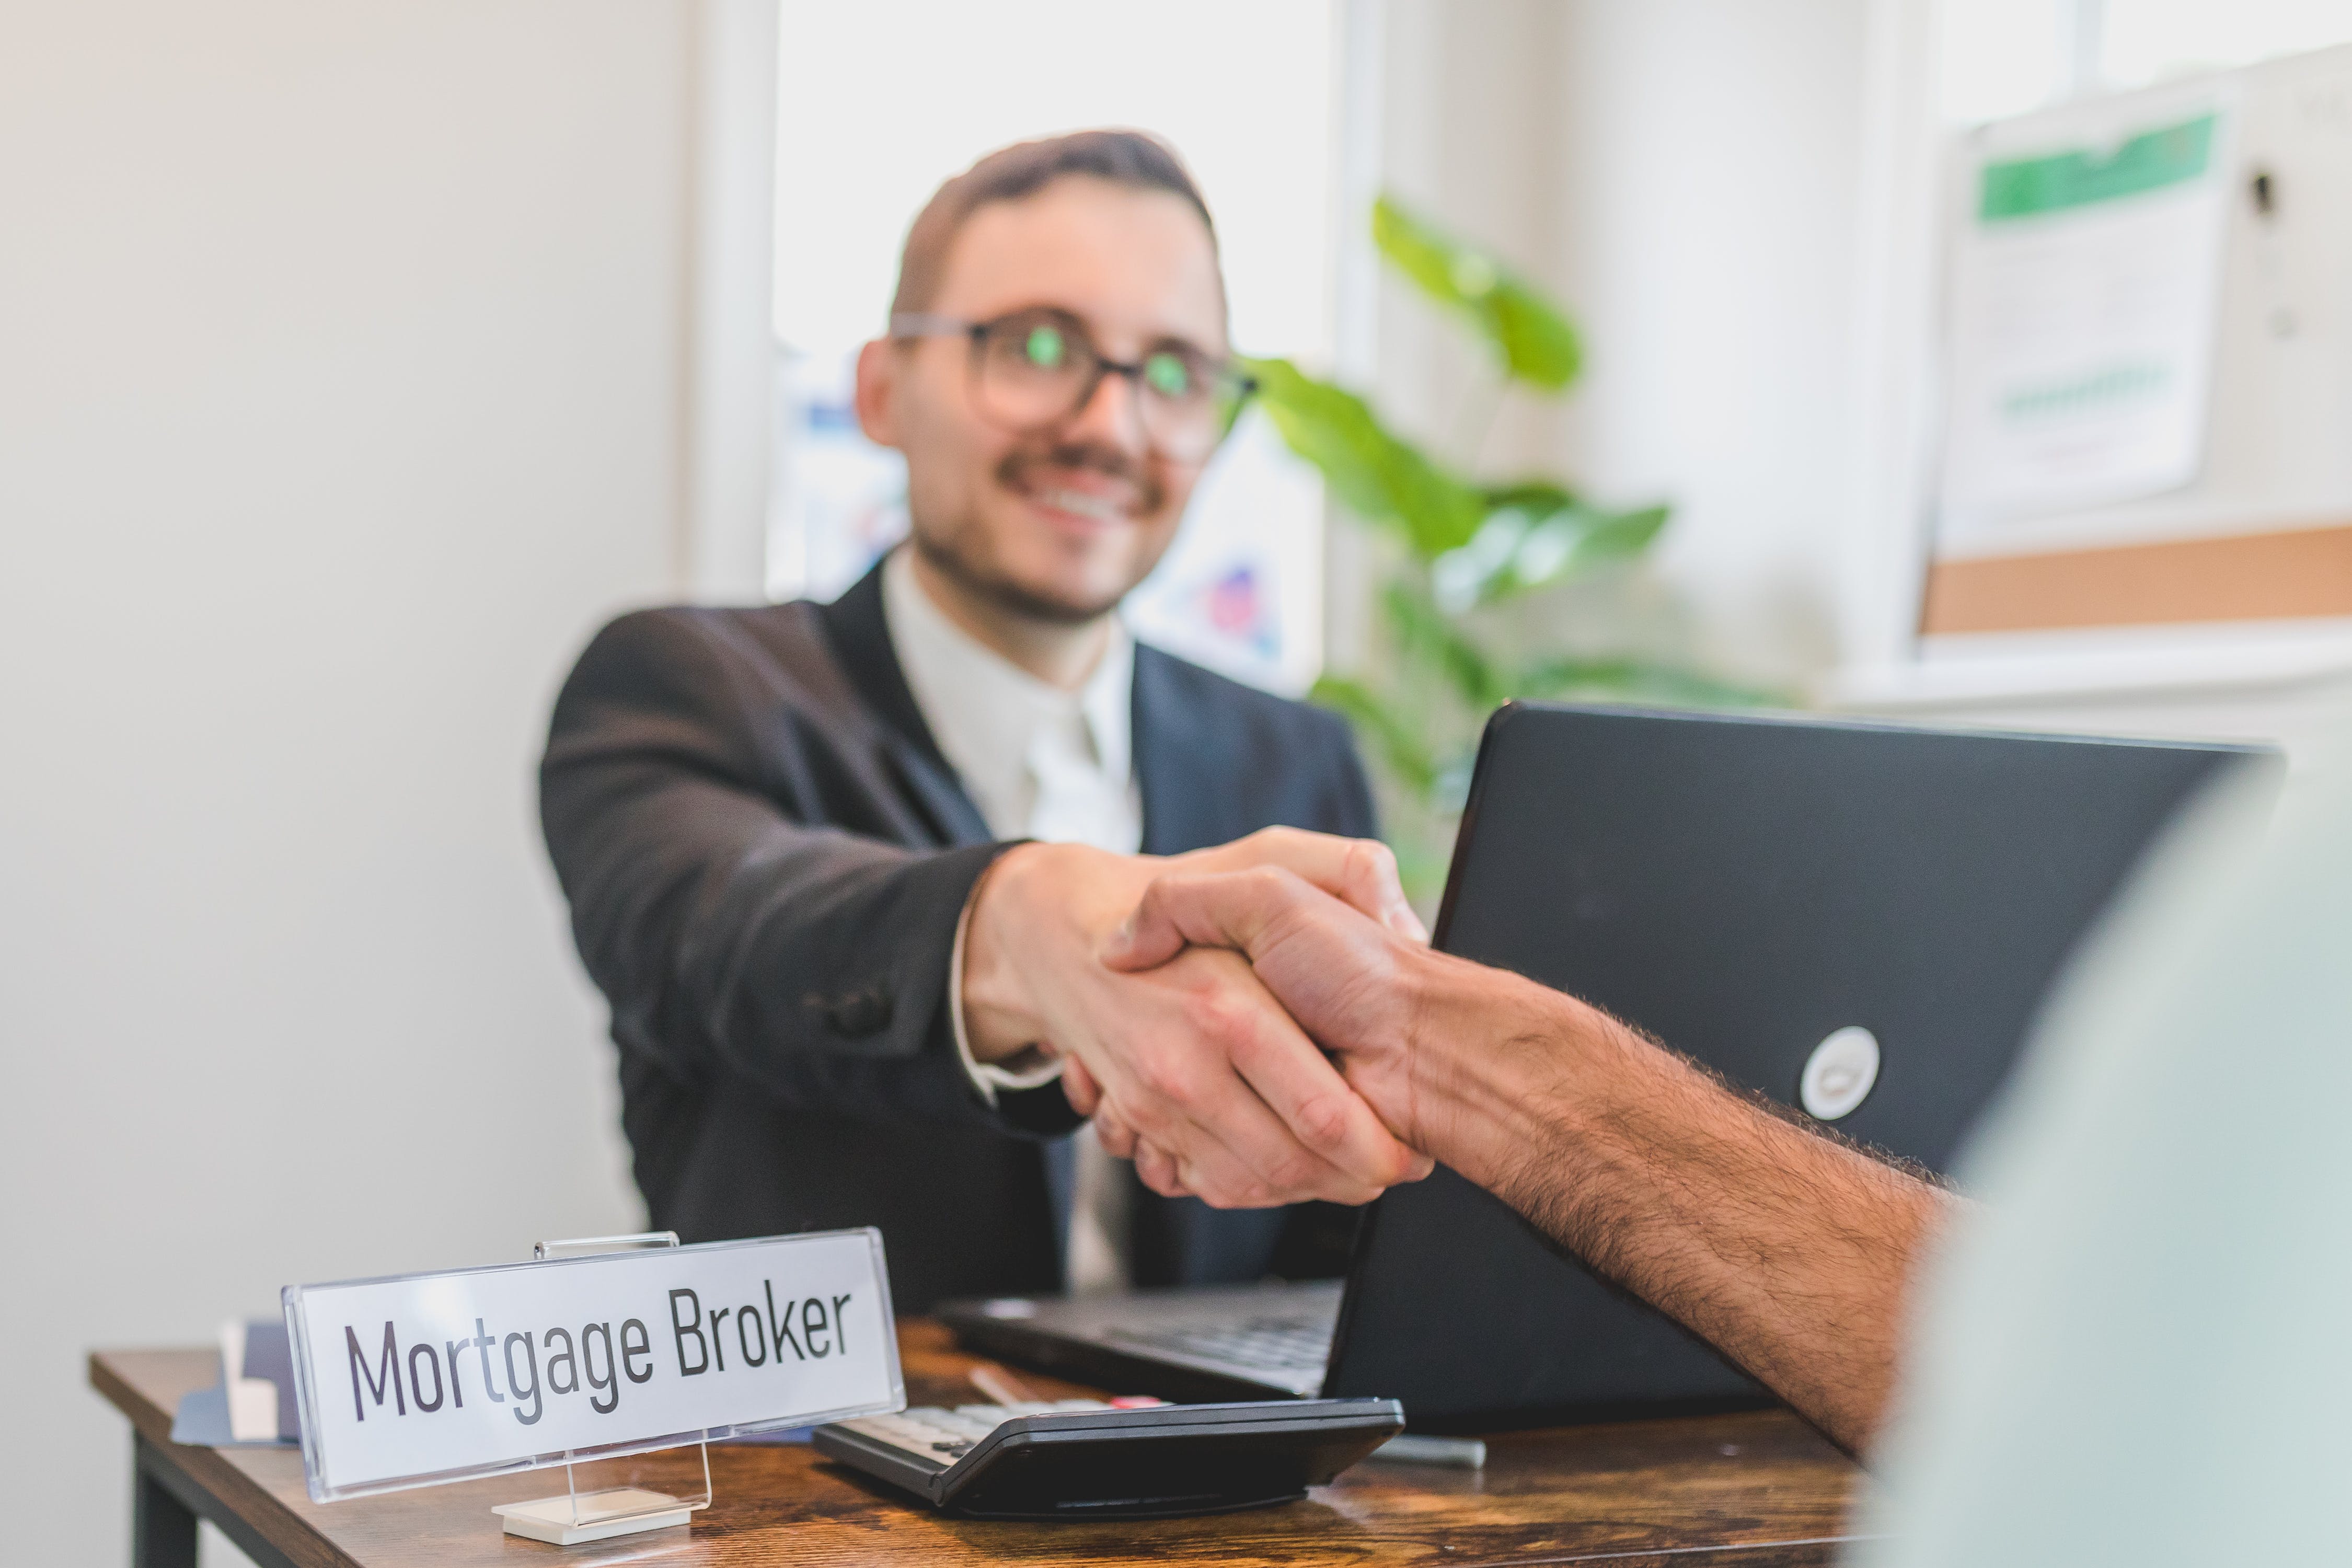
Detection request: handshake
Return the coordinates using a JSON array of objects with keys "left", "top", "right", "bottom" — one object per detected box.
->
[
  {"left": 962, "top": 827, "right": 1954, "bottom": 1461},
  {"left": 964, "top": 827, "right": 1950, "bottom": 1457},
  {"left": 960, "top": 829, "right": 1454, "bottom": 1209}
]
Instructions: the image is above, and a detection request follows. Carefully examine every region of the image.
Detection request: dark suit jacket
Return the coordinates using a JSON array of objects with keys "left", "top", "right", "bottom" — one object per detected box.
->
[{"left": 539, "top": 559, "right": 1378, "bottom": 1311}]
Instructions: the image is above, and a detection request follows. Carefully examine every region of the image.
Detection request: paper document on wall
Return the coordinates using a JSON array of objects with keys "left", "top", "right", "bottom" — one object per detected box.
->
[{"left": 1938, "top": 96, "right": 2235, "bottom": 548}]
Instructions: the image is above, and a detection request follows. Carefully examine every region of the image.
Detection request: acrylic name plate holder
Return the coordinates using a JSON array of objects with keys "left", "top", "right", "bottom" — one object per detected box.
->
[{"left": 282, "top": 1230, "right": 903, "bottom": 1545}]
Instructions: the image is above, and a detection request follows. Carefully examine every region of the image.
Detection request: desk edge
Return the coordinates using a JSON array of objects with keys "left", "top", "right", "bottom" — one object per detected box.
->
[{"left": 90, "top": 1352, "right": 355, "bottom": 1568}]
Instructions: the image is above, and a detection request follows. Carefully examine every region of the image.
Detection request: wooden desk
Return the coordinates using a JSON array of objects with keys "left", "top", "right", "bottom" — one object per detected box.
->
[{"left": 92, "top": 1322, "right": 1866, "bottom": 1568}]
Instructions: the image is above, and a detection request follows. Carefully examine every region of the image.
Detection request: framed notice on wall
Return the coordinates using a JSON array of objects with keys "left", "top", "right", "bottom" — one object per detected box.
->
[
  {"left": 1939, "top": 103, "right": 2233, "bottom": 533},
  {"left": 1921, "top": 44, "right": 2352, "bottom": 642}
]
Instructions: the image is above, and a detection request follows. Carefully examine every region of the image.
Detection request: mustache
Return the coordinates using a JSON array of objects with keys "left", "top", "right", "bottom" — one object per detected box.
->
[{"left": 995, "top": 440, "right": 1166, "bottom": 513}]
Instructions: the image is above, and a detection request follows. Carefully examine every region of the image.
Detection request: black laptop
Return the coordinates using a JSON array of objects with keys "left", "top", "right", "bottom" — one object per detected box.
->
[{"left": 944, "top": 704, "right": 2270, "bottom": 1429}]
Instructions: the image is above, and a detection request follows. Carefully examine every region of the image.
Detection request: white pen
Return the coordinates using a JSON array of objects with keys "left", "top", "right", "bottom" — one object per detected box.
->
[{"left": 1368, "top": 1433, "right": 1488, "bottom": 1469}]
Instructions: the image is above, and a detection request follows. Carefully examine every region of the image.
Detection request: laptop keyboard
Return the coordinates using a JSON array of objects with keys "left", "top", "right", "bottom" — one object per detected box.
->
[{"left": 1106, "top": 1316, "right": 1332, "bottom": 1375}]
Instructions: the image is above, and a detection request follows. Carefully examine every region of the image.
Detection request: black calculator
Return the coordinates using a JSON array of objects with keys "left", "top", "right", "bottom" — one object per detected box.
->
[{"left": 813, "top": 1397, "right": 1404, "bottom": 1519}]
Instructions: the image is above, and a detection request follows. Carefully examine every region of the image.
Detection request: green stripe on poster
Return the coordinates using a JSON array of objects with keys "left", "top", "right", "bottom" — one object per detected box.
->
[{"left": 1980, "top": 113, "right": 2218, "bottom": 222}]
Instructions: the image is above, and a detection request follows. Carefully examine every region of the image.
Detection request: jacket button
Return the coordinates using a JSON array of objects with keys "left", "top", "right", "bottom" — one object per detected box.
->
[{"left": 822, "top": 986, "right": 893, "bottom": 1037}]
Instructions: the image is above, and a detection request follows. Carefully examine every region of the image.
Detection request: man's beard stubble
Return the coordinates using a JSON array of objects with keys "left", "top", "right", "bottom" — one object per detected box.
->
[{"left": 912, "top": 436, "right": 1174, "bottom": 627}]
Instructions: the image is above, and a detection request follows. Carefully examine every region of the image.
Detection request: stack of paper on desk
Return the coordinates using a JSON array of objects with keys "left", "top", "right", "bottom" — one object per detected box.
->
[{"left": 170, "top": 1319, "right": 299, "bottom": 1447}]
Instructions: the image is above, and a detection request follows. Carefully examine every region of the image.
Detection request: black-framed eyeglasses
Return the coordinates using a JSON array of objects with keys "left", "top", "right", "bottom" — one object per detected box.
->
[{"left": 889, "top": 306, "right": 1256, "bottom": 463}]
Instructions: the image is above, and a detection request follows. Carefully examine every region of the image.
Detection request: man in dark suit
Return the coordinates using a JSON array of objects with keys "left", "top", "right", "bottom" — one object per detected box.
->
[{"left": 540, "top": 131, "right": 1427, "bottom": 1313}]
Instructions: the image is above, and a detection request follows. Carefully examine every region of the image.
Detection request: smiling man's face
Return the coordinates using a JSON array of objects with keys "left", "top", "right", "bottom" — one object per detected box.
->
[{"left": 856, "top": 175, "right": 1227, "bottom": 624}]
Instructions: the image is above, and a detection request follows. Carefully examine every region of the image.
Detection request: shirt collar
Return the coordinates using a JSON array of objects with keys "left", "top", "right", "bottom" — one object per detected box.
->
[{"left": 881, "top": 546, "right": 1133, "bottom": 830}]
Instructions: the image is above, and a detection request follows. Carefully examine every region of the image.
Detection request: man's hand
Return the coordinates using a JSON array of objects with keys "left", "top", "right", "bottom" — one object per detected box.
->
[
  {"left": 1093, "top": 864, "right": 1955, "bottom": 1457},
  {"left": 1086, "top": 864, "right": 1465, "bottom": 1190},
  {"left": 961, "top": 829, "right": 1434, "bottom": 1209}
]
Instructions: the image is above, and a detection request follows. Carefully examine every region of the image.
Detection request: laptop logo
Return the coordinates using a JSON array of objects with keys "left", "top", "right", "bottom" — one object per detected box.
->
[{"left": 1799, "top": 1027, "right": 1880, "bottom": 1120}]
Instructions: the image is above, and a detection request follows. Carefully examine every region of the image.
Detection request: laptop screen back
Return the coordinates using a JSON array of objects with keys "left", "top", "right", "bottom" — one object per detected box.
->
[{"left": 1321, "top": 704, "right": 2265, "bottom": 1429}]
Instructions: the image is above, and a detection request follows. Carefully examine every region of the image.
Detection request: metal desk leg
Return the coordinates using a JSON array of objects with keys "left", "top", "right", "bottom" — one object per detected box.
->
[
  {"left": 132, "top": 1433, "right": 302, "bottom": 1568},
  {"left": 132, "top": 1438, "right": 199, "bottom": 1568}
]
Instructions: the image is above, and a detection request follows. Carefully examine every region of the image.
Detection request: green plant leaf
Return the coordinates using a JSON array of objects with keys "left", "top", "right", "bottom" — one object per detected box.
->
[
  {"left": 1373, "top": 197, "right": 1583, "bottom": 392},
  {"left": 1479, "top": 480, "right": 1582, "bottom": 515},
  {"left": 1479, "top": 482, "right": 1667, "bottom": 556},
  {"left": 1432, "top": 490, "right": 1670, "bottom": 609},
  {"left": 1383, "top": 576, "right": 1505, "bottom": 712},
  {"left": 1429, "top": 511, "right": 1529, "bottom": 614},
  {"left": 1504, "top": 500, "right": 1669, "bottom": 595},
  {"left": 1247, "top": 356, "right": 1485, "bottom": 556},
  {"left": 1310, "top": 674, "right": 1440, "bottom": 797}
]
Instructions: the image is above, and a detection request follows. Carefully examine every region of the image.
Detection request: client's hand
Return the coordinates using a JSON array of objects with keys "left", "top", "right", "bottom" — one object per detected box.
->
[
  {"left": 1092, "top": 861, "right": 1953, "bottom": 1462},
  {"left": 961, "top": 829, "right": 1435, "bottom": 1208},
  {"left": 1085, "top": 865, "right": 1447, "bottom": 1198}
]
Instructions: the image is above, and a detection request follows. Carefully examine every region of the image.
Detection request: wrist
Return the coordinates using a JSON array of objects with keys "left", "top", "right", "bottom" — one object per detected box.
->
[
  {"left": 959, "top": 843, "right": 1051, "bottom": 1065},
  {"left": 1400, "top": 951, "right": 1599, "bottom": 1186}
]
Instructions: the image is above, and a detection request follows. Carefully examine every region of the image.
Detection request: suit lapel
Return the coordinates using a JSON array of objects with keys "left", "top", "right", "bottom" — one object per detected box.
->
[
  {"left": 815, "top": 560, "right": 994, "bottom": 847},
  {"left": 1132, "top": 645, "right": 1229, "bottom": 856}
]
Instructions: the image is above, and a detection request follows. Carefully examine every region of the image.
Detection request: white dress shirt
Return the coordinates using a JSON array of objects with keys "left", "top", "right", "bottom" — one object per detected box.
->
[{"left": 881, "top": 546, "right": 1140, "bottom": 1294}]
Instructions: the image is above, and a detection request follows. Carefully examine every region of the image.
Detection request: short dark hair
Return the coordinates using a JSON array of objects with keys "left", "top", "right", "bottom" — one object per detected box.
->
[{"left": 889, "top": 130, "right": 1219, "bottom": 318}]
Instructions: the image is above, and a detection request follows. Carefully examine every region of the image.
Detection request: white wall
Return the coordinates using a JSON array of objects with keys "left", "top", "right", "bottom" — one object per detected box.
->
[
  {"left": 0, "top": 3, "right": 697, "bottom": 1559},
  {"left": 1365, "top": 0, "right": 1874, "bottom": 689},
  {"left": 1545, "top": 0, "right": 1872, "bottom": 686}
]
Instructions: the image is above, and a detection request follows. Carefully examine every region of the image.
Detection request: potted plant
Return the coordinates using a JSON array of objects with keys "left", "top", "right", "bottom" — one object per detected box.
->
[{"left": 1247, "top": 197, "right": 1766, "bottom": 897}]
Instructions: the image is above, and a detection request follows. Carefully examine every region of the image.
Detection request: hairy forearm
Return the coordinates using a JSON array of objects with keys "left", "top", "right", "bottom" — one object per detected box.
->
[{"left": 1403, "top": 952, "right": 1952, "bottom": 1455}]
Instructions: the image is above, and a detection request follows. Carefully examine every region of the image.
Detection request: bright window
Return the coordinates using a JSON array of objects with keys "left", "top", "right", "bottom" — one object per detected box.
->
[{"left": 768, "top": 1, "right": 1341, "bottom": 694}]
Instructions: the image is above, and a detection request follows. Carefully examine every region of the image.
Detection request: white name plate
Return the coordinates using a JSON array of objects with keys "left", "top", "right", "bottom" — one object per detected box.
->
[{"left": 283, "top": 1230, "right": 901, "bottom": 1501}]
